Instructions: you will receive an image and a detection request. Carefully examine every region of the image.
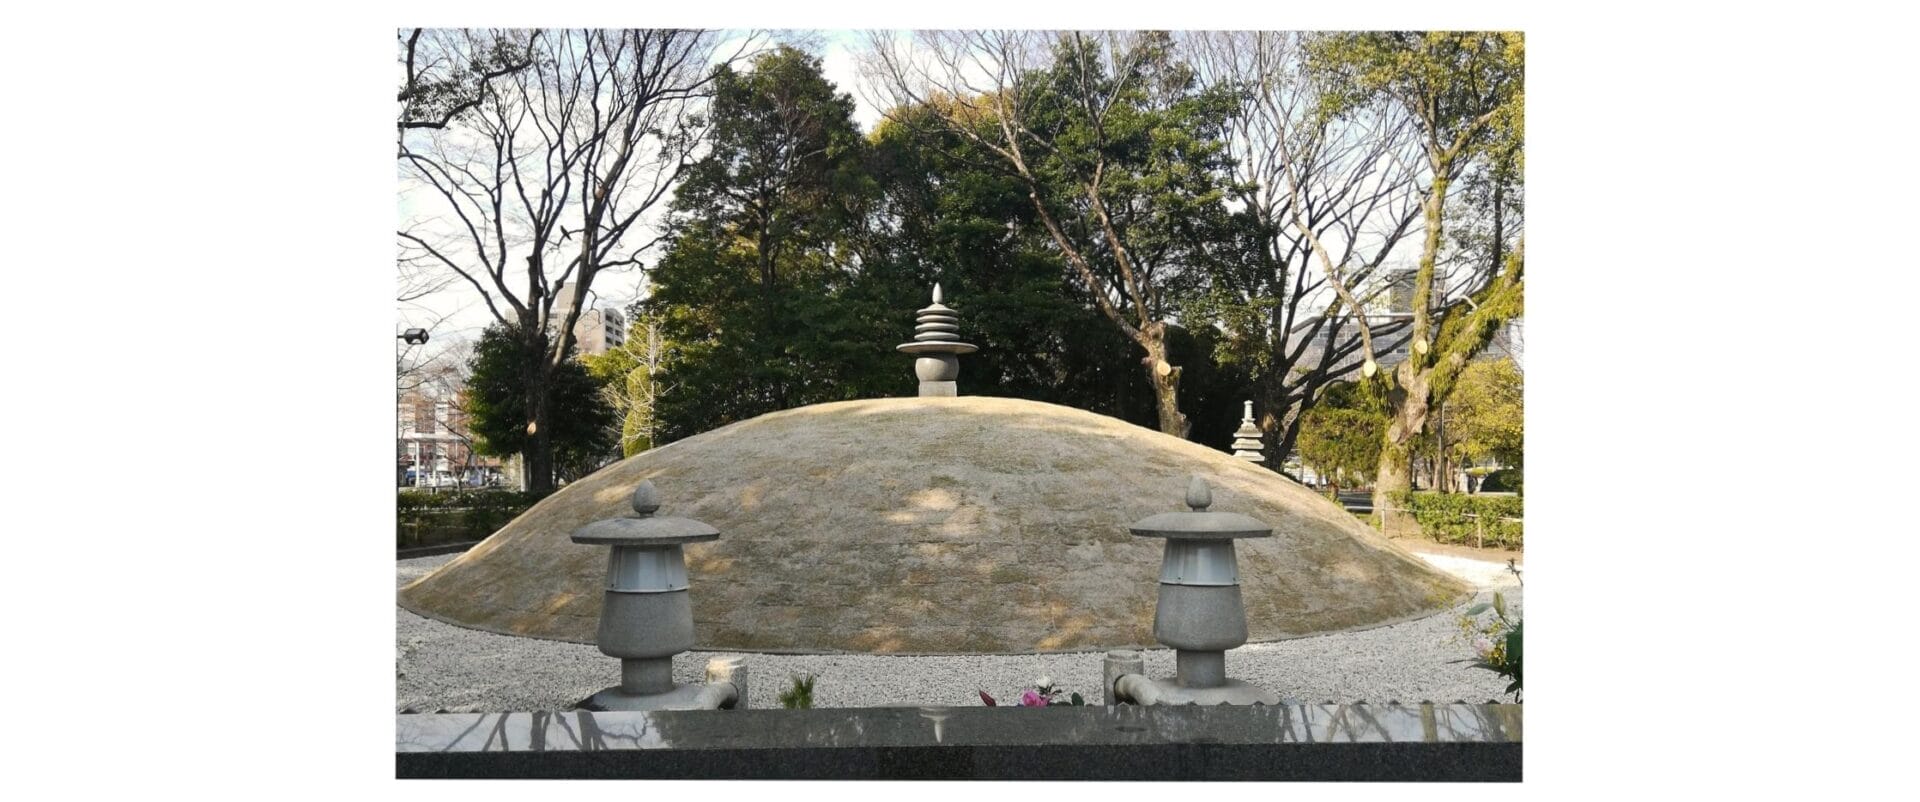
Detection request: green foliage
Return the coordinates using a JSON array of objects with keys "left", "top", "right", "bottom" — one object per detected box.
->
[
  {"left": 1446, "top": 358, "right": 1523, "bottom": 468},
  {"left": 644, "top": 41, "right": 1254, "bottom": 443},
  {"left": 778, "top": 674, "right": 817, "bottom": 710},
  {"left": 462, "top": 323, "right": 616, "bottom": 479},
  {"left": 394, "top": 488, "right": 545, "bottom": 512},
  {"left": 1389, "top": 491, "right": 1523, "bottom": 548},
  {"left": 642, "top": 46, "right": 897, "bottom": 441},
  {"left": 868, "top": 100, "right": 1205, "bottom": 429},
  {"left": 1297, "top": 383, "right": 1387, "bottom": 489},
  {"left": 1304, "top": 31, "right": 1524, "bottom": 470},
  {"left": 580, "top": 326, "right": 671, "bottom": 458},
  {"left": 1016, "top": 32, "right": 1243, "bottom": 327},
  {"left": 1456, "top": 561, "right": 1523, "bottom": 700},
  {"left": 1305, "top": 31, "right": 1524, "bottom": 166},
  {"left": 395, "top": 489, "right": 544, "bottom": 550}
]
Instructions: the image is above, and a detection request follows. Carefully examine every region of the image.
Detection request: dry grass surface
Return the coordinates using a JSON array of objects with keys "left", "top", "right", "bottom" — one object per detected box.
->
[{"left": 399, "top": 397, "right": 1468, "bottom": 653}]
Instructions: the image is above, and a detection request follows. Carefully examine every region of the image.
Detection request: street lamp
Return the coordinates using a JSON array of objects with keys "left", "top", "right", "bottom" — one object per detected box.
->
[{"left": 398, "top": 328, "right": 430, "bottom": 345}]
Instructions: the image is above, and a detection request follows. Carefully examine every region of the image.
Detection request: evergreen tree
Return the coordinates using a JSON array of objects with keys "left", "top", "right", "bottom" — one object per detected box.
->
[
  {"left": 642, "top": 46, "right": 890, "bottom": 440},
  {"left": 1297, "top": 382, "right": 1386, "bottom": 497},
  {"left": 463, "top": 323, "right": 616, "bottom": 484}
]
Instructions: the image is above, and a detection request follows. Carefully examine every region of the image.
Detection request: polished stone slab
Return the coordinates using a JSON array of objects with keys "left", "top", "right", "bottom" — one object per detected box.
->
[{"left": 397, "top": 703, "right": 1520, "bottom": 780}]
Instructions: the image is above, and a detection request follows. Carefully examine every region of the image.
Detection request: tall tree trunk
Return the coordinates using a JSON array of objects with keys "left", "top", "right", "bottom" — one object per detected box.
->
[
  {"left": 1141, "top": 326, "right": 1189, "bottom": 438},
  {"left": 1374, "top": 156, "right": 1451, "bottom": 534},
  {"left": 1374, "top": 442, "right": 1413, "bottom": 534},
  {"left": 524, "top": 409, "right": 554, "bottom": 494},
  {"left": 521, "top": 343, "right": 556, "bottom": 496},
  {"left": 1268, "top": 386, "right": 1299, "bottom": 472},
  {"left": 1374, "top": 364, "right": 1432, "bottom": 535}
]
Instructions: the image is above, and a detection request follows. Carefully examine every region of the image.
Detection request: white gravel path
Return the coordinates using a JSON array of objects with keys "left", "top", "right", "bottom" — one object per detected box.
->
[{"left": 396, "top": 550, "right": 1522, "bottom": 712}]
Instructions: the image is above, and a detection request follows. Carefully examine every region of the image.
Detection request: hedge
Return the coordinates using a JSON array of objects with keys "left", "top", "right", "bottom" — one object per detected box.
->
[
  {"left": 397, "top": 489, "right": 546, "bottom": 550},
  {"left": 1387, "top": 491, "right": 1524, "bottom": 549}
]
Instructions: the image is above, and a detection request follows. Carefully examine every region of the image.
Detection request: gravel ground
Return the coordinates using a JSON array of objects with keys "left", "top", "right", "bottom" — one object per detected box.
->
[{"left": 396, "top": 550, "right": 1522, "bottom": 712}]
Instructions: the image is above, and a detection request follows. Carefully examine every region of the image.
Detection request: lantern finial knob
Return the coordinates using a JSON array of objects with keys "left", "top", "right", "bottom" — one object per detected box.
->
[
  {"left": 631, "top": 480, "right": 660, "bottom": 517},
  {"left": 1186, "top": 475, "right": 1212, "bottom": 511}
]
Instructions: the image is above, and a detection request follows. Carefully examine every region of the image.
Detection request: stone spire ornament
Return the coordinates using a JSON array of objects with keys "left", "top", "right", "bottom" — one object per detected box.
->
[
  {"left": 896, "top": 283, "right": 978, "bottom": 397},
  {"left": 1231, "top": 401, "right": 1265, "bottom": 463}
]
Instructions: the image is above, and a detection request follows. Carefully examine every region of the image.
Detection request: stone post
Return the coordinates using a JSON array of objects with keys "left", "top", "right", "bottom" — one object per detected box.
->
[
  {"left": 571, "top": 480, "right": 740, "bottom": 711},
  {"left": 896, "top": 283, "right": 978, "bottom": 397},
  {"left": 706, "top": 656, "right": 749, "bottom": 711},
  {"left": 1101, "top": 650, "right": 1145, "bottom": 706}
]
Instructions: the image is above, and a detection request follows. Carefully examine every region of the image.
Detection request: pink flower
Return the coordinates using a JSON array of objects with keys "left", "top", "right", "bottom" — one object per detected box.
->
[
  {"left": 1473, "top": 637, "right": 1495, "bottom": 658},
  {"left": 1019, "top": 690, "right": 1046, "bottom": 707}
]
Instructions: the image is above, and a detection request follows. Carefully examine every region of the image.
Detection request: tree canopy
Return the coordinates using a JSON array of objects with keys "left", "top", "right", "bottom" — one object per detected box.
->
[
  {"left": 1445, "top": 357, "right": 1523, "bottom": 469},
  {"left": 1296, "top": 382, "right": 1385, "bottom": 493},
  {"left": 464, "top": 324, "right": 615, "bottom": 481},
  {"left": 408, "top": 30, "right": 1523, "bottom": 486}
]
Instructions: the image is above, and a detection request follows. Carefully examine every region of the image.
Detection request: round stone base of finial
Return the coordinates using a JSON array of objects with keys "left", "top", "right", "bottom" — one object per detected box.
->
[
  {"left": 918, "top": 381, "right": 958, "bottom": 397},
  {"left": 915, "top": 354, "right": 959, "bottom": 383}
]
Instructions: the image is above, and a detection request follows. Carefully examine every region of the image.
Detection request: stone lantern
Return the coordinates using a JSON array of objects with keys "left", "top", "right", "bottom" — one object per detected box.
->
[
  {"left": 1106, "top": 475, "right": 1280, "bottom": 706},
  {"left": 570, "top": 480, "right": 745, "bottom": 711},
  {"left": 896, "top": 283, "right": 977, "bottom": 397},
  {"left": 1231, "top": 401, "right": 1265, "bottom": 463}
]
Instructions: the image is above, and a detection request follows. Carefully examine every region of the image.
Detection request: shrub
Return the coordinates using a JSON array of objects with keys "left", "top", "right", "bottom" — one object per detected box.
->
[
  {"left": 1456, "top": 560, "right": 1523, "bottom": 701},
  {"left": 396, "top": 489, "right": 546, "bottom": 550},
  {"left": 778, "top": 674, "right": 817, "bottom": 710},
  {"left": 1388, "top": 491, "right": 1523, "bottom": 549}
]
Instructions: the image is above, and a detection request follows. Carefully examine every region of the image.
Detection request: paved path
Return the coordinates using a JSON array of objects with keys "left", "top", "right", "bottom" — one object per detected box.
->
[{"left": 397, "top": 549, "right": 1521, "bottom": 711}]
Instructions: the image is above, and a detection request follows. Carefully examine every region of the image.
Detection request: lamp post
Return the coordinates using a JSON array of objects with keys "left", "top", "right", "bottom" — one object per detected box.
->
[{"left": 398, "top": 328, "right": 430, "bottom": 346}]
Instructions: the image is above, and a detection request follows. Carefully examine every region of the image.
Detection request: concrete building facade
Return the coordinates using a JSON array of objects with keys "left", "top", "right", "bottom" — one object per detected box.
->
[{"left": 551, "top": 293, "right": 627, "bottom": 356}]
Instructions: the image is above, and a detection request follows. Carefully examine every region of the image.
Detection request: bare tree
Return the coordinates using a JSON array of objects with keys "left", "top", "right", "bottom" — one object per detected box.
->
[
  {"left": 397, "top": 29, "right": 752, "bottom": 493},
  {"left": 1182, "top": 30, "right": 1426, "bottom": 467},
  {"left": 863, "top": 30, "right": 1230, "bottom": 438},
  {"left": 396, "top": 28, "right": 536, "bottom": 134}
]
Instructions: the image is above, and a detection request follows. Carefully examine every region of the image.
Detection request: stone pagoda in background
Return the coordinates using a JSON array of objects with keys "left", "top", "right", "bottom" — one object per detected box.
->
[{"left": 896, "top": 283, "right": 977, "bottom": 397}]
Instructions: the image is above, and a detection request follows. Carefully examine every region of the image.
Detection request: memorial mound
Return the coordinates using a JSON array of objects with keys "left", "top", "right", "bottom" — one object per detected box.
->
[{"left": 399, "top": 397, "right": 1468, "bottom": 653}]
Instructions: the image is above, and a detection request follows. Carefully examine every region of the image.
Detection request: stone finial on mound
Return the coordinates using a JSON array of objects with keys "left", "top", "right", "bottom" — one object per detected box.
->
[
  {"left": 896, "top": 283, "right": 978, "bottom": 397},
  {"left": 1231, "top": 401, "right": 1265, "bottom": 463}
]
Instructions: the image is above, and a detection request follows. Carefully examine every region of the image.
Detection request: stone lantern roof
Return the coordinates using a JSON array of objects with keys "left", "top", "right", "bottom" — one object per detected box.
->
[{"left": 570, "top": 481, "right": 720, "bottom": 546}]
